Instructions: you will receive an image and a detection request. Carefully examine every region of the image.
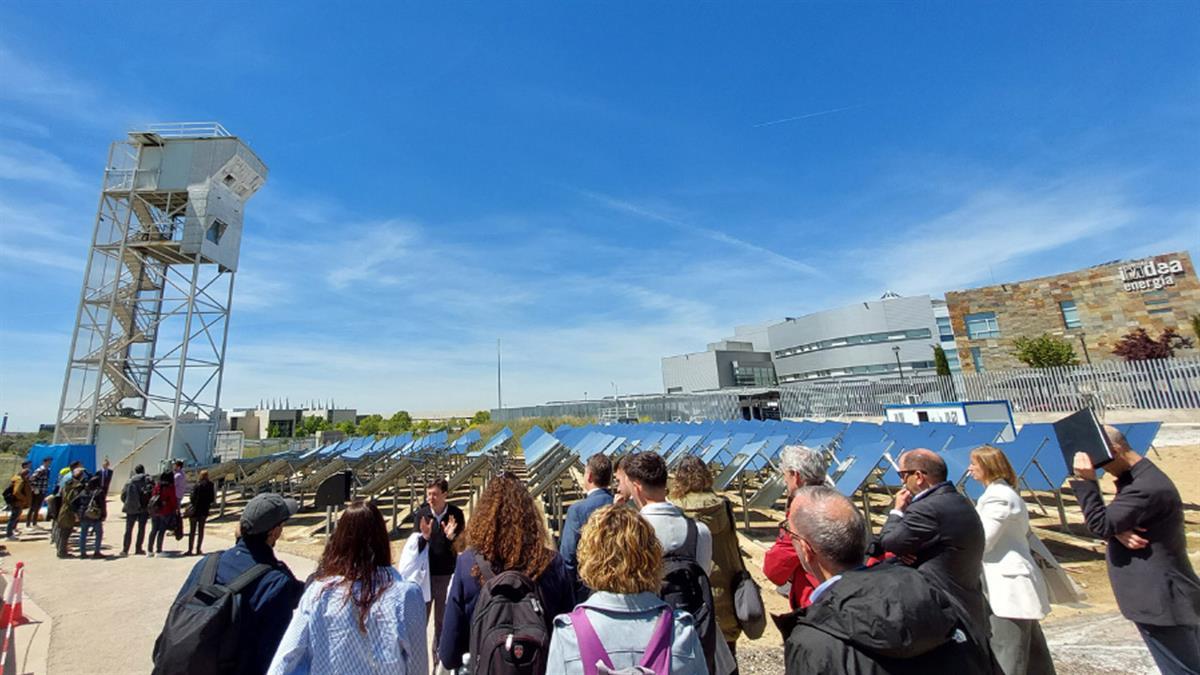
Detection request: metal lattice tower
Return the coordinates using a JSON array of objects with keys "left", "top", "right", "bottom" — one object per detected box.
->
[{"left": 54, "top": 123, "right": 267, "bottom": 455}]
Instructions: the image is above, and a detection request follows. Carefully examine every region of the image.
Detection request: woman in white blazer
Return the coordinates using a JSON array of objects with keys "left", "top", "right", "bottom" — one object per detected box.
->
[{"left": 968, "top": 445, "right": 1056, "bottom": 675}]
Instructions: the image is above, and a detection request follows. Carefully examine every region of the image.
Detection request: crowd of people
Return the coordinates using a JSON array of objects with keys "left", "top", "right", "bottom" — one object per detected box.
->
[
  {"left": 3, "top": 457, "right": 218, "bottom": 561},
  {"left": 12, "top": 423, "right": 1197, "bottom": 674}
]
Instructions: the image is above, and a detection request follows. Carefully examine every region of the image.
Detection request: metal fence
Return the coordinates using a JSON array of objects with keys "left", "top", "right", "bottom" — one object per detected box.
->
[
  {"left": 779, "top": 356, "right": 1200, "bottom": 417},
  {"left": 493, "top": 357, "right": 1200, "bottom": 423},
  {"left": 492, "top": 392, "right": 741, "bottom": 424}
]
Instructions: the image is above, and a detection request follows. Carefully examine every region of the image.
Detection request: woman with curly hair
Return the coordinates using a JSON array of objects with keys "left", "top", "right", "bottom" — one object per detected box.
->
[
  {"left": 672, "top": 454, "right": 746, "bottom": 659},
  {"left": 268, "top": 499, "right": 426, "bottom": 674},
  {"left": 436, "top": 472, "right": 575, "bottom": 673},
  {"left": 547, "top": 505, "right": 707, "bottom": 673}
]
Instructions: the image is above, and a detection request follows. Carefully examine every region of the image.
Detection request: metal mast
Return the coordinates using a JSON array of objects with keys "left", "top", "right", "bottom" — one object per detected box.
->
[{"left": 54, "top": 123, "right": 267, "bottom": 461}]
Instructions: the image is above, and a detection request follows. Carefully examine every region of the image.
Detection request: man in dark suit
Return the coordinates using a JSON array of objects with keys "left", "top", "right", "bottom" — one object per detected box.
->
[
  {"left": 1071, "top": 426, "right": 1200, "bottom": 674},
  {"left": 559, "top": 453, "right": 614, "bottom": 602},
  {"left": 877, "top": 448, "right": 990, "bottom": 643},
  {"left": 412, "top": 477, "right": 465, "bottom": 666}
]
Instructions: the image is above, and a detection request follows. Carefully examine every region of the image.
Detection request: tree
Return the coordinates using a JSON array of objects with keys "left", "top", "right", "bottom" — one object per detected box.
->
[
  {"left": 385, "top": 410, "right": 413, "bottom": 434},
  {"left": 414, "top": 419, "right": 432, "bottom": 434},
  {"left": 1011, "top": 334, "right": 1079, "bottom": 368},
  {"left": 357, "top": 414, "right": 384, "bottom": 436},
  {"left": 1192, "top": 314, "right": 1200, "bottom": 342},
  {"left": 335, "top": 420, "right": 357, "bottom": 436},
  {"left": 301, "top": 415, "right": 329, "bottom": 436},
  {"left": 471, "top": 410, "right": 491, "bottom": 425},
  {"left": 932, "top": 345, "right": 952, "bottom": 376},
  {"left": 1112, "top": 327, "right": 1194, "bottom": 361}
]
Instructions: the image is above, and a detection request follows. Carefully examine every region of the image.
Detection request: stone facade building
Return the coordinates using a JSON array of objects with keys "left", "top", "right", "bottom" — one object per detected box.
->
[{"left": 945, "top": 251, "right": 1200, "bottom": 372}]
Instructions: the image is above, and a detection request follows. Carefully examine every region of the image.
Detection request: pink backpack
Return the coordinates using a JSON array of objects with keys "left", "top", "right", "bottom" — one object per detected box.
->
[{"left": 569, "top": 607, "right": 673, "bottom": 675}]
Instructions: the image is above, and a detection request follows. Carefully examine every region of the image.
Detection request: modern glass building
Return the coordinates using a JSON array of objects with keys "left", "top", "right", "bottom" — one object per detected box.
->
[
  {"left": 767, "top": 295, "right": 946, "bottom": 383},
  {"left": 661, "top": 294, "right": 953, "bottom": 391}
]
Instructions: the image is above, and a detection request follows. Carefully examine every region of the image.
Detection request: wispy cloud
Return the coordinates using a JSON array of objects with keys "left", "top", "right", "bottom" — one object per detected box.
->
[
  {"left": 0, "top": 139, "right": 91, "bottom": 191},
  {"left": 861, "top": 175, "right": 1139, "bottom": 294},
  {"left": 577, "top": 189, "right": 822, "bottom": 277},
  {"left": 752, "top": 104, "right": 864, "bottom": 128},
  {"left": 0, "top": 43, "right": 153, "bottom": 128}
]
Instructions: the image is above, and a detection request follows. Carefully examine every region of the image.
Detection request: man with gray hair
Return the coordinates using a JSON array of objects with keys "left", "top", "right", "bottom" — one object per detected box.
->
[
  {"left": 764, "top": 444, "right": 827, "bottom": 609},
  {"left": 775, "top": 486, "right": 993, "bottom": 674}
]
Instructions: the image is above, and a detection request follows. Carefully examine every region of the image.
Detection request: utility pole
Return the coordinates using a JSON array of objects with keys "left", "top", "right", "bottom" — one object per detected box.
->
[{"left": 497, "top": 338, "right": 503, "bottom": 410}]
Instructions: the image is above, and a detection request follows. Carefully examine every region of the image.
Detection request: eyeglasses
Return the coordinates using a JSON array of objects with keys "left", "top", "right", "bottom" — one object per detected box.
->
[
  {"left": 898, "top": 469, "right": 924, "bottom": 479},
  {"left": 778, "top": 520, "right": 802, "bottom": 542}
]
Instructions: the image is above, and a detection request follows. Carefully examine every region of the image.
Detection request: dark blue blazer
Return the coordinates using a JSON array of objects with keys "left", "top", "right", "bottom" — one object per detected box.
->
[{"left": 558, "top": 489, "right": 613, "bottom": 589}]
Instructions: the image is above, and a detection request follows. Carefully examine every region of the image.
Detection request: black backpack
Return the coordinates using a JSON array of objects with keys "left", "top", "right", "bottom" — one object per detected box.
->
[
  {"left": 660, "top": 517, "right": 718, "bottom": 674},
  {"left": 468, "top": 558, "right": 551, "bottom": 675},
  {"left": 2, "top": 483, "right": 14, "bottom": 506},
  {"left": 152, "top": 553, "right": 272, "bottom": 675}
]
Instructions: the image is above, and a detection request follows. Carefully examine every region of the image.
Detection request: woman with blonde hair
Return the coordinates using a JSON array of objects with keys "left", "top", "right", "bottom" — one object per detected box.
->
[
  {"left": 437, "top": 472, "right": 575, "bottom": 674},
  {"left": 671, "top": 455, "right": 746, "bottom": 660},
  {"left": 968, "top": 445, "right": 1056, "bottom": 675},
  {"left": 547, "top": 505, "right": 706, "bottom": 674}
]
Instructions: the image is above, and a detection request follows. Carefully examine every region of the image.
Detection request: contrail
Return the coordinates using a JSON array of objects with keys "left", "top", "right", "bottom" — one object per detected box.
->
[
  {"left": 575, "top": 189, "right": 821, "bottom": 277},
  {"left": 753, "top": 104, "right": 864, "bottom": 128}
]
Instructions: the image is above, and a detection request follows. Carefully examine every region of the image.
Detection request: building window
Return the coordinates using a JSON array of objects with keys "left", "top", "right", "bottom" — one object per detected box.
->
[
  {"left": 1060, "top": 300, "right": 1081, "bottom": 330},
  {"left": 1148, "top": 307, "right": 1174, "bottom": 315},
  {"left": 965, "top": 312, "right": 1001, "bottom": 339},
  {"left": 733, "top": 363, "right": 777, "bottom": 387},
  {"left": 945, "top": 348, "right": 961, "bottom": 371},
  {"left": 773, "top": 327, "right": 933, "bottom": 359},
  {"left": 936, "top": 316, "right": 954, "bottom": 341},
  {"left": 970, "top": 347, "right": 985, "bottom": 372}
]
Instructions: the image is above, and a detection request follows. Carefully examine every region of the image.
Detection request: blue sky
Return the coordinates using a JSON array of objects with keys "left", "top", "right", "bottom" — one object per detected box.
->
[{"left": 1, "top": 3, "right": 1197, "bottom": 430}]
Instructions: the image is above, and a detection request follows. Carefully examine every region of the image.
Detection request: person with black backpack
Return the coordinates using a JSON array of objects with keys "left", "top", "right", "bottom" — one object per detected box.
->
[
  {"left": 120, "top": 464, "right": 153, "bottom": 556},
  {"left": 617, "top": 452, "right": 735, "bottom": 675},
  {"left": 74, "top": 474, "right": 107, "bottom": 558},
  {"left": 437, "top": 472, "right": 575, "bottom": 675},
  {"left": 547, "top": 504, "right": 707, "bottom": 674},
  {"left": 153, "top": 492, "right": 304, "bottom": 675}
]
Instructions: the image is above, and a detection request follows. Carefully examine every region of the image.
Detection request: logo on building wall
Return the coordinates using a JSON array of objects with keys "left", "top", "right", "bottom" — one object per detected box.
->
[{"left": 1119, "top": 258, "right": 1185, "bottom": 292}]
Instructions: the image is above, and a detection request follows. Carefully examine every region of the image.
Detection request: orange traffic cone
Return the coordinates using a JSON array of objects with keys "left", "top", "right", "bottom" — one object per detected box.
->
[
  {"left": 0, "top": 567, "right": 13, "bottom": 630},
  {"left": 6, "top": 564, "right": 25, "bottom": 628},
  {"left": 0, "top": 563, "right": 25, "bottom": 629}
]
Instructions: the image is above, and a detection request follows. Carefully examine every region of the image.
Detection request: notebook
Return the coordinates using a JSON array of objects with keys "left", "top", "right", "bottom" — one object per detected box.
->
[{"left": 1053, "top": 408, "right": 1115, "bottom": 469}]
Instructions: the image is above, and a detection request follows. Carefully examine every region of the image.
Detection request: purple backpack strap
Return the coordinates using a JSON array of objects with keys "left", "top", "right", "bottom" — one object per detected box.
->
[
  {"left": 639, "top": 609, "right": 674, "bottom": 674},
  {"left": 570, "top": 607, "right": 615, "bottom": 675}
]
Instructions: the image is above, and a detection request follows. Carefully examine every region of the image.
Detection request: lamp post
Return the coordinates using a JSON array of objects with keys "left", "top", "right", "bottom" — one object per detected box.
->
[{"left": 892, "top": 345, "right": 906, "bottom": 384}]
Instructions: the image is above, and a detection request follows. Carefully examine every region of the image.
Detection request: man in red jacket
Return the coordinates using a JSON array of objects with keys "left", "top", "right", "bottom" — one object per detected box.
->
[{"left": 763, "top": 444, "right": 828, "bottom": 609}]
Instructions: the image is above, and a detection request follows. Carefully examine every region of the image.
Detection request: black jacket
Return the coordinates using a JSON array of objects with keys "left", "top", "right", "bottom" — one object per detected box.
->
[
  {"left": 413, "top": 502, "right": 466, "bottom": 576},
  {"left": 120, "top": 474, "right": 152, "bottom": 516},
  {"left": 189, "top": 479, "right": 216, "bottom": 515},
  {"left": 1072, "top": 459, "right": 1200, "bottom": 627},
  {"left": 877, "top": 482, "right": 989, "bottom": 641},
  {"left": 776, "top": 562, "right": 997, "bottom": 675}
]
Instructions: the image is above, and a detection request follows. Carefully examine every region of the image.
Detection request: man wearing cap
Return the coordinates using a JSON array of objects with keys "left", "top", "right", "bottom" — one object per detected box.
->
[{"left": 174, "top": 493, "right": 304, "bottom": 674}]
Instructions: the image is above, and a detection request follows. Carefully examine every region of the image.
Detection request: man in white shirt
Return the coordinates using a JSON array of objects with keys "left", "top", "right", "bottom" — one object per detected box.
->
[{"left": 615, "top": 451, "right": 712, "bottom": 575}]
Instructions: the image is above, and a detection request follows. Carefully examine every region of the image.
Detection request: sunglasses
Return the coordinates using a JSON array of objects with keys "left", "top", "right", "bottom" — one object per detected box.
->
[{"left": 898, "top": 469, "right": 924, "bottom": 479}]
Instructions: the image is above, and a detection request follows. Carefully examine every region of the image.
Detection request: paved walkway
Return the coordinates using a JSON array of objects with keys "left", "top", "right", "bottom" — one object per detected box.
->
[{"left": 1, "top": 513, "right": 316, "bottom": 674}]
